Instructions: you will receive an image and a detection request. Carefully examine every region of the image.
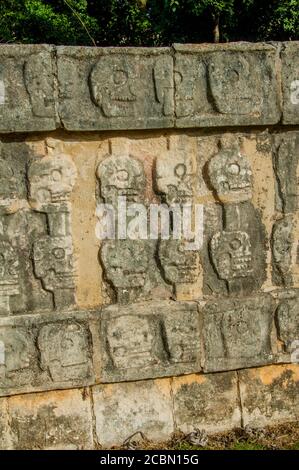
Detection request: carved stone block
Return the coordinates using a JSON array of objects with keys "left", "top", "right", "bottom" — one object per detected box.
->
[
  {"left": 57, "top": 47, "right": 174, "bottom": 130},
  {"left": 276, "top": 290, "right": 299, "bottom": 354},
  {"left": 96, "top": 154, "right": 145, "bottom": 204},
  {"left": 37, "top": 322, "right": 93, "bottom": 382},
  {"left": 271, "top": 215, "right": 294, "bottom": 286},
  {"left": 282, "top": 42, "right": 299, "bottom": 124},
  {"left": 159, "top": 239, "right": 200, "bottom": 286},
  {"left": 203, "top": 295, "right": 275, "bottom": 372},
  {"left": 207, "top": 141, "right": 253, "bottom": 203},
  {"left": 33, "top": 235, "right": 76, "bottom": 309},
  {"left": 0, "top": 45, "right": 56, "bottom": 132},
  {"left": 0, "top": 240, "right": 20, "bottom": 315},
  {"left": 273, "top": 132, "right": 299, "bottom": 213},
  {"left": 174, "top": 43, "right": 280, "bottom": 127},
  {"left": 155, "top": 153, "right": 195, "bottom": 204},
  {"left": 100, "top": 301, "right": 201, "bottom": 382}
]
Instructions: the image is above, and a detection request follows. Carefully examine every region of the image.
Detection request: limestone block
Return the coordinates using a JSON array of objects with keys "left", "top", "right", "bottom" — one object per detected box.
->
[
  {"left": 57, "top": 47, "right": 174, "bottom": 130},
  {"left": 0, "top": 311, "right": 96, "bottom": 397},
  {"left": 100, "top": 301, "right": 201, "bottom": 382},
  {"left": 202, "top": 294, "right": 275, "bottom": 372},
  {"left": 172, "top": 373, "right": 241, "bottom": 434},
  {"left": 271, "top": 215, "right": 294, "bottom": 286},
  {"left": 93, "top": 378, "right": 174, "bottom": 447},
  {"left": 275, "top": 290, "right": 299, "bottom": 359},
  {"left": 7, "top": 389, "right": 94, "bottom": 449},
  {"left": 0, "top": 45, "right": 56, "bottom": 132},
  {"left": 0, "top": 397, "right": 12, "bottom": 449},
  {"left": 174, "top": 43, "right": 281, "bottom": 127},
  {"left": 282, "top": 42, "right": 299, "bottom": 124},
  {"left": 239, "top": 365, "right": 299, "bottom": 427}
]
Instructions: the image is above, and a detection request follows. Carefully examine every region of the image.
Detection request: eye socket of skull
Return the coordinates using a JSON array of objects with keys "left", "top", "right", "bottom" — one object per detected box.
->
[
  {"left": 52, "top": 247, "right": 66, "bottom": 260},
  {"left": 113, "top": 69, "right": 128, "bottom": 86},
  {"left": 229, "top": 238, "right": 242, "bottom": 251},
  {"left": 174, "top": 163, "right": 187, "bottom": 179},
  {"left": 228, "top": 162, "right": 241, "bottom": 175},
  {"left": 51, "top": 169, "right": 62, "bottom": 182},
  {"left": 116, "top": 169, "right": 129, "bottom": 182}
]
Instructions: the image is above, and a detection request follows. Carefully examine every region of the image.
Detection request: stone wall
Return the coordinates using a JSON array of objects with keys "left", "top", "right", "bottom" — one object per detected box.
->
[{"left": 0, "top": 42, "right": 299, "bottom": 449}]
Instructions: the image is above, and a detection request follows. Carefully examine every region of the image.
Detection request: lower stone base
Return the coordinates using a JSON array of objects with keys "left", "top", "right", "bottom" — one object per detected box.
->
[{"left": 0, "top": 364, "right": 298, "bottom": 449}]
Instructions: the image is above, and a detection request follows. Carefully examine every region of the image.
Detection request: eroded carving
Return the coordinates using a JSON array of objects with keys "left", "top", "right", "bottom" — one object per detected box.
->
[
  {"left": 276, "top": 294, "right": 299, "bottom": 353},
  {"left": 272, "top": 216, "right": 294, "bottom": 286},
  {"left": 0, "top": 240, "right": 20, "bottom": 315},
  {"left": 96, "top": 154, "right": 145, "bottom": 205},
  {"left": 274, "top": 134, "right": 299, "bottom": 213},
  {"left": 155, "top": 154, "right": 195, "bottom": 204},
  {"left": 37, "top": 322, "right": 92, "bottom": 382},
  {"left": 154, "top": 56, "right": 174, "bottom": 117},
  {"left": 90, "top": 56, "right": 137, "bottom": 117},
  {"left": 163, "top": 309, "right": 200, "bottom": 364},
  {"left": 208, "top": 142, "right": 253, "bottom": 203},
  {"left": 159, "top": 239, "right": 200, "bottom": 287},
  {"left": 100, "top": 239, "right": 151, "bottom": 304},
  {"left": 24, "top": 54, "right": 55, "bottom": 118}
]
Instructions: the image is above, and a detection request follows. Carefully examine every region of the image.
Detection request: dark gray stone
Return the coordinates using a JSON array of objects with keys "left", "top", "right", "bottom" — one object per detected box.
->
[
  {"left": 100, "top": 300, "right": 201, "bottom": 382},
  {"left": 202, "top": 294, "right": 275, "bottom": 372},
  {"left": 271, "top": 215, "right": 294, "bottom": 287},
  {"left": 0, "top": 45, "right": 56, "bottom": 132},
  {"left": 276, "top": 290, "right": 299, "bottom": 354}
]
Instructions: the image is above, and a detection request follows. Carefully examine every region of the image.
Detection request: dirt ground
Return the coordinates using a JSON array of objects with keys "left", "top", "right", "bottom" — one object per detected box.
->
[{"left": 110, "top": 422, "right": 299, "bottom": 450}]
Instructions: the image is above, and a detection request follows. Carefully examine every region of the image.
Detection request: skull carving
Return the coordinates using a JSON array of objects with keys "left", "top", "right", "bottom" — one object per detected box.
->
[
  {"left": 159, "top": 239, "right": 200, "bottom": 285},
  {"left": 208, "top": 144, "right": 253, "bottom": 203},
  {"left": 0, "top": 159, "right": 18, "bottom": 212},
  {"left": 0, "top": 328, "right": 35, "bottom": 383},
  {"left": 28, "top": 154, "right": 77, "bottom": 208},
  {"left": 101, "top": 239, "right": 150, "bottom": 290},
  {"left": 0, "top": 240, "right": 19, "bottom": 294},
  {"left": 33, "top": 235, "right": 76, "bottom": 291},
  {"left": 106, "top": 315, "right": 156, "bottom": 369},
  {"left": 155, "top": 155, "right": 194, "bottom": 205},
  {"left": 97, "top": 155, "right": 145, "bottom": 204},
  {"left": 210, "top": 230, "right": 253, "bottom": 281},
  {"left": 90, "top": 56, "right": 137, "bottom": 117},
  {"left": 38, "top": 323, "right": 91, "bottom": 381},
  {"left": 208, "top": 53, "right": 262, "bottom": 115}
]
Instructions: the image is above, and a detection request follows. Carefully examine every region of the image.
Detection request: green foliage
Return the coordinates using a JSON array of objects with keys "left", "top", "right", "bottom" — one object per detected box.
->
[{"left": 0, "top": 0, "right": 298, "bottom": 45}]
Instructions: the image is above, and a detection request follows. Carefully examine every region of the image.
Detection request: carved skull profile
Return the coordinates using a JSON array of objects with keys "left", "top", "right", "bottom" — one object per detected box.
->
[
  {"left": 0, "top": 240, "right": 19, "bottom": 293},
  {"left": 28, "top": 154, "right": 77, "bottom": 208},
  {"left": 0, "top": 159, "right": 18, "bottom": 211},
  {"left": 159, "top": 239, "right": 200, "bottom": 285},
  {"left": 208, "top": 52, "right": 262, "bottom": 115},
  {"left": 101, "top": 239, "right": 150, "bottom": 290},
  {"left": 210, "top": 230, "right": 253, "bottom": 281},
  {"left": 0, "top": 328, "right": 34, "bottom": 377},
  {"left": 208, "top": 144, "right": 253, "bottom": 203},
  {"left": 24, "top": 54, "right": 54, "bottom": 118},
  {"left": 38, "top": 323, "right": 91, "bottom": 381},
  {"left": 33, "top": 235, "right": 76, "bottom": 291},
  {"left": 97, "top": 155, "right": 145, "bottom": 204},
  {"left": 155, "top": 154, "right": 195, "bottom": 205},
  {"left": 106, "top": 315, "right": 156, "bottom": 369},
  {"left": 90, "top": 56, "right": 137, "bottom": 117}
]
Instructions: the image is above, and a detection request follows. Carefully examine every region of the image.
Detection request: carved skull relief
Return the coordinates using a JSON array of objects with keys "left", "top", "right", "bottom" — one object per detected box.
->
[
  {"left": 28, "top": 154, "right": 77, "bottom": 208},
  {"left": 272, "top": 216, "right": 293, "bottom": 285},
  {"left": 33, "top": 235, "right": 76, "bottom": 291},
  {"left": 0, "top": 327, "right": 35, "bottom": 384},
  {"left": 97, "top": 155, "right": 145, "bottom": 204},
  {"left": 38, "top": 323, "right": 91, "bottom": 382},
  {"left": 0, "top": 240, "right": 19, "bottom": 295},
  {"left": 159, "top": 239, "right": 200, "bottom": 285},
  {"left": 208, "top": 53, "right": 262, "bottom": 115},
  {"left": 210, "top": 230, "right": 253, "bottom": 281},
  {"left": 101, "top": 239, "right": 150, "bottom": 290},
  {"left": 90, "top": 56, "right": 137, "bottom": 117},
  {"left": 106, "top": 315, "right": 157, "bottom": 369},
  {"left": 155, "top": 154, "right": 195, "bottom": 205},
  {"left": 0, "top": 159, "right": 18, "bottom": 212},
  {"left": 24, "top": 54, "right": 54, "bottom": 118},
  {"left": 208, "top": 144, "right": 253, "bottom": 203}
]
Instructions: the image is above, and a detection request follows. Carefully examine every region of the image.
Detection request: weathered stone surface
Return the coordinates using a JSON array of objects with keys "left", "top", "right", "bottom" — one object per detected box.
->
[
  {"left": 172, "top": 373, "right": 241, "bottom": 433},
  {"left": 271, "top": 215, "right": 294, "bottom": 286},
  {"left": 282, "top": 42, "right": 299, "bottom": 124},
  {"left": 100, "top": 301, "right": 201, "bottom": 382},
  {"left": 273, "top": 132, "right": 299, "bottom": 214},
  {"left": 0, "top": 398, "right": 11, "bottom": 450},
  {"left": 239, "top": 365, "right": 299, "bottom": 427},
  {"left": 0, "top": 45, "right": 56, "bottom": 132},
  {"left": 93, "top": 378, "right": 174, "bottom": 447},
  {"left": 0, "top": 311, "right": 96, "bottom": 397},
  {"left": 275, "top": 290, "right": 299, "bottom": 358},
  {"left": 174, "top": 43, "right": 281, "bottom": 127},
  {"left": 7, "top": 389, "right": 94, "bottom": 449},
  {"left": 202, "top": 295, "right": 275, "bottom": 372},
  {"left": 57, "top": 47, "right": 174, "bottom": 130}
]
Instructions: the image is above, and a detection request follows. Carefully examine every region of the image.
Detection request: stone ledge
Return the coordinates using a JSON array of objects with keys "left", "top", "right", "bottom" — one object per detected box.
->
[{"left": 0, "top": 42, "right": 298, "bottom": 133}]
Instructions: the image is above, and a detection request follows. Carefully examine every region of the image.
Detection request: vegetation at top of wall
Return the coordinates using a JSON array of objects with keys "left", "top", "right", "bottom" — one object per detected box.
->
[{"left": 0, "top": 0, "right": 298, "bottom": 46}]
